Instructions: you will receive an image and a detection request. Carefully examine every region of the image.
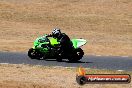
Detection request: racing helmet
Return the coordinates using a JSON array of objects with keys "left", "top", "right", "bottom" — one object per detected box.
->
[{"left": 52, "top": 28, "right": 61, "bottom": 37}]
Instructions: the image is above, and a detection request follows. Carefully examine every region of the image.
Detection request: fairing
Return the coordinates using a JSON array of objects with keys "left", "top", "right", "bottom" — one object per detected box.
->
[{"left": 72, "top": 39, "right": 87, "bottom": 48}]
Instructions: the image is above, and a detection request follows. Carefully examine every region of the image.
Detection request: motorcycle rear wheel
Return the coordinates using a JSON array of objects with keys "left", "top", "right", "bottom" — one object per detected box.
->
[{"left": 68, "top": 48, "right": 84, "bottom": 62}]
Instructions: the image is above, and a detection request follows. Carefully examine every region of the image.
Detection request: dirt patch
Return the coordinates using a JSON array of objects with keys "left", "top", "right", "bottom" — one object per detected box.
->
[
  {"left": 0, "top": 64, "right": 131, "bottom": 88},
  {"left": 0, "top": 0, "right": 132, "bottom": 56}
]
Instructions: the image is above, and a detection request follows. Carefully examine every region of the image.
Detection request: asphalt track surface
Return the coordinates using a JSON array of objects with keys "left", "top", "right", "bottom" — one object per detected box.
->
[{"left": 0, "top": 52, "right": 132, "bottom": 71}]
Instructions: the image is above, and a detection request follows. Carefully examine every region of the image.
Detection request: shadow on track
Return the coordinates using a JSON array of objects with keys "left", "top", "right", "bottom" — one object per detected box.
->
[{"left": 44, "top": 59, "right": 93, "bottom": 63}]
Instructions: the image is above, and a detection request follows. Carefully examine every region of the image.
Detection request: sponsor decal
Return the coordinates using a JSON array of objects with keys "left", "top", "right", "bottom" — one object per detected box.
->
[{"left": 76, "top": 66, "right": 131, "bottom": 85}]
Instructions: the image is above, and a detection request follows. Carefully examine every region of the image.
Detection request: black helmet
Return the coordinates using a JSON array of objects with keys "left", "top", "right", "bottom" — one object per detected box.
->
[{"left": 52, "top": 28, "right": 61, "bottom": 37}]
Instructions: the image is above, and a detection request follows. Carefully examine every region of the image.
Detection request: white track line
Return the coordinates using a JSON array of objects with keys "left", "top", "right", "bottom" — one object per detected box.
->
[
  {"left": 93, "top": 54, "right": 130, "bottom": 57},
  {"left": 0, "top": 63, "right": 9, "bottom": 64},
  {"left": 117, "top": 70, "right": 124, "bottom": 72}
]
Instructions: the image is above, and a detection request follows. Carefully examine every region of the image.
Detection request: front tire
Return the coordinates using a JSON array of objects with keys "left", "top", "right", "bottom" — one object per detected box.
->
[{"left": 28, "top": 48, "right": 43, "bottom": 59}]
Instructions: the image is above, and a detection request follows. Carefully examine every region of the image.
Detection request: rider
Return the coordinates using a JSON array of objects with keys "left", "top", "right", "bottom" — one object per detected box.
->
[{"left": 46, "top": 28, "right": 73, "bottom": 55}]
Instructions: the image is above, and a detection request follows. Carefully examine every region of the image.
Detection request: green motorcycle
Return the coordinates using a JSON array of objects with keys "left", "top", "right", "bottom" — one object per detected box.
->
[{"left": 28, "top": 35, "right": 87, "bottom": 62}]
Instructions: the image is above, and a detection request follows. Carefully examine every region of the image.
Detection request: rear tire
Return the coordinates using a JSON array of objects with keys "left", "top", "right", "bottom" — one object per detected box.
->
[
  {"left": 56, "top": 58, "right": 62, "bottom": 62},
  {"left": 68, "top": 48, "right": 84, "bottom": 62},
  {"left": 75, "top": 48, "right": 84, "bottom": 60}
]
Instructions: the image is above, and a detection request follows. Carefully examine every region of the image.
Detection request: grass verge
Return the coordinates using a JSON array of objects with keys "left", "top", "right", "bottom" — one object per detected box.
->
[{"left": 0, "top": 64, "right": 131, "bottom": 88}]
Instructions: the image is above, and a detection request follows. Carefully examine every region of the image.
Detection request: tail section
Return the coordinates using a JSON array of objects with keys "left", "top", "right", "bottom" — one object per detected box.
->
[{"left": 72, "top": 39, "right": 87, "bottom": 48}]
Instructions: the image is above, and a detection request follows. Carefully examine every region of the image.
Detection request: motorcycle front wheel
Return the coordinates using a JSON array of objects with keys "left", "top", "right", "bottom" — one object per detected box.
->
[{"left": 28, "top": 48, "right": 43, "bottom": 59}]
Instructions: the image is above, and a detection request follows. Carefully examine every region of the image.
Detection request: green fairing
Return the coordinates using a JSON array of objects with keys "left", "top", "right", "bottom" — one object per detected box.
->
[
  {"left": 71, "top": 39, "right": 78, "bottom": 48},
  {"left": 49, "top": 38, "right": 60, "bottom": 46},
  {"left": 33, "top": 35, "right": 59, "bottom": 53}
]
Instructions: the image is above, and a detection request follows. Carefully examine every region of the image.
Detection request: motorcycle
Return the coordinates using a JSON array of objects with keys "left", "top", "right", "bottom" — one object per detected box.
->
[{"left": 28, "top": 34, "right": 87, "bottom": 62}]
